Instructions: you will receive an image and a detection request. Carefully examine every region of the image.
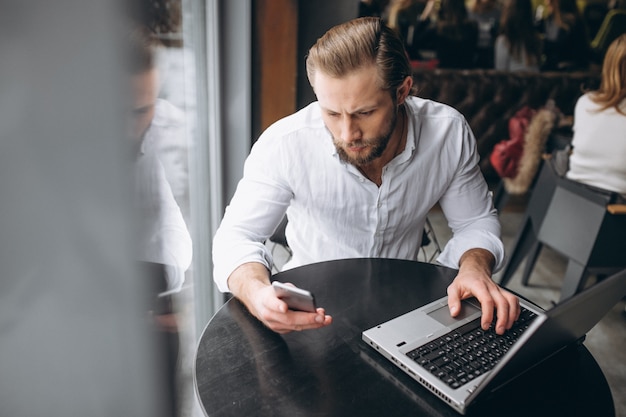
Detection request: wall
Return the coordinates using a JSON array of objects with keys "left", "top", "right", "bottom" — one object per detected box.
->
[{"left": 296, "top": 0, "right": 360, "bottom": 109}]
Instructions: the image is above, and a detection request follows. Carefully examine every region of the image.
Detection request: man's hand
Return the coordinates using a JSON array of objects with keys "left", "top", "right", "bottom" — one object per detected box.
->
[
  {"left": 447, "top": 249, "right": 520, "bottom": 335},
  {"left": 227, "top": 262, "right": 332, "bottom": 334}
]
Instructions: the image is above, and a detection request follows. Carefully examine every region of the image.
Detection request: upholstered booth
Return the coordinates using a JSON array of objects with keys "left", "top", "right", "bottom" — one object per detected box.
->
[{"left": 411, "top": 68, "right": 601, "bottom": 181}]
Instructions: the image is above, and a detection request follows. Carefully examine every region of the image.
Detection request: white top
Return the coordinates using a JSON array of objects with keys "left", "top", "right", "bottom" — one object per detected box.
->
[
  {"left": 494, "top": 35, "right": 539, "bottom": 72},
  {"left": 212, "top": 97, "right": 504, "bottom": 292},
  {"left": 135, "top": 149, "right": 192, "bottom": 293},
  {"left": 141, "top": 98, "right": 190, "bottom": 226},
  {"left": 156, "top": 45, "right": 197, "bottom": 119},
  {"left": 566, "top": 93, "right": 626, "bottom": 194}
]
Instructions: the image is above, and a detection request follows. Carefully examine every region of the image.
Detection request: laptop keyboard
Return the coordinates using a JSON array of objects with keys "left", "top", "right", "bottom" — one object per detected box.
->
[{"left": 406, "top": 307, "right": 537, "bottom": 389}]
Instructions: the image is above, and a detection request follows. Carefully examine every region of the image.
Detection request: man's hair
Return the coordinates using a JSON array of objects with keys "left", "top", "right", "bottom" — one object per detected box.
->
[
  {"left": 126, "top": 25, "right": 159, "bottom": 75},
  {"left": 305, "top": 17, "right": 414, "bottom": 99},
  {"left": 592, "top": 33, "right": 626, "bottom": 115}
]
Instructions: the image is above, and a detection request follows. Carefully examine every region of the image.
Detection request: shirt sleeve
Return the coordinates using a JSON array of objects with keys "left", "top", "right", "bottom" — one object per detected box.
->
[
  {"left": 436, "top": 120, "right": 505, "bottom": 272},
  {"left": 212, "top": 132, "right": 293, "bottom": 293},
  {"left": 135, "top": 153, "right": 193, "bottom": 293}
]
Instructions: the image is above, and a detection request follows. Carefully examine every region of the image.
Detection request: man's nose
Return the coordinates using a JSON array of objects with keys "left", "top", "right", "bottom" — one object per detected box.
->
[{"left": 340, "top": 116, "right": 360, "bottom": 142}]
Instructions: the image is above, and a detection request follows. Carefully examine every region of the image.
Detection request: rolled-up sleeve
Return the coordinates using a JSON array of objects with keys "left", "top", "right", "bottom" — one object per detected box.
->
[
  {"left": 436, "top": 121, "right": 504, "bottom": 272},
  {"left": 212, "top": 133, "right": 293, "bottom": 293}
]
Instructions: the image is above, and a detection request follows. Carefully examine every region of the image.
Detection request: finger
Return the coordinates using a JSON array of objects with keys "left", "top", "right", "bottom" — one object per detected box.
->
[
  {"left": 287, "top": 311, "right": 331, "bottom": 331},
  {"left": 314, "top": 308, "right": 329, "bottom": 324},
  {"left": 311, "top": 313, "right": 333, "bottom": 327},
  {"left": 492, "top": 288, "right": 521, "bottom": 334},
  {"left": 446, "top": 284, "right": 462, "bottom": 317},
  {"left": 504, "top": 291, "right": 521, "bottom": 328},
  {"left": 276, "top": 298, "right": 288, "bottom": 313},
  {"left": 480, "top": 298, "right": 495, "bottom": 331},
  {"left": 256, "top": 284, "right": 288, "bottom": 316},
  {"left": 460, "top": 283, "right": 494, "bottom": 330},
  {"left": 265, "top": 309, "right": 330, "bottom": 333},
  {"left": 512, "top": 295, "right": 521, "bottom": 322},
  {"left": 493, "top": 294, "right": 509, "bottom": 335},
  {"left": 256, "top": 295, "right": 292, "bottom": 329}
]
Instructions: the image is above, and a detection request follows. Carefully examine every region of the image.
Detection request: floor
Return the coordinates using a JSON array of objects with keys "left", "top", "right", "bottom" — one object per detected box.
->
[{"left": 179, "top": 203, "right": 626, "bottom": 417}]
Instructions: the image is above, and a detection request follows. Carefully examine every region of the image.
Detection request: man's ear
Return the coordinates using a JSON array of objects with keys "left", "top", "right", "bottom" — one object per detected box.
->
[{"left": 397, "top": 76, "right": 413, "bottom": 105}]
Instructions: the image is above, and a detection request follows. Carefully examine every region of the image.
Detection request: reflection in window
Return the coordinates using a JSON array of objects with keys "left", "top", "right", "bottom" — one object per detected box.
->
[
  {"left": 131, "top": 1, "right": 252, "bottom": 415},
  {"left": 132, "top": 1, "right": 200, "bottom": 415}
]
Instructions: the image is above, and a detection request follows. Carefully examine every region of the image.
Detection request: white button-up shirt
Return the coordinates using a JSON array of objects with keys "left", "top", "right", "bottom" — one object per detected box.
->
[
  {"left": 141, "top": 98, "right": 190, "bottom": 225},
  {"left": 137, "top": 99, "right": 192, "bottom": 293},
  {"left": 212, "top": 97, "right": 503, "bottom": 292}
]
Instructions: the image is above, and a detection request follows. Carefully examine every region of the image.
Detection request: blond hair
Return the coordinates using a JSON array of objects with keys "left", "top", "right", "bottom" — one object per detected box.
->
[
  {"left": 591, "top": 33, "right": 626, "bottom": 115},
  {"left": 305, "top": 17, "right": 414, "bottom": 100}
]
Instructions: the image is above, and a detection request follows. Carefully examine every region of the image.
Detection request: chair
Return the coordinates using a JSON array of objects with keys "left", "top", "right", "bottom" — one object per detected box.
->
[
  {"left": 418, "top": 217, "right": 442, "bottom": 263},
  {"left": 583, "top": 2, "right": 609, "bottom": 41},
  {"left": 268, "top": 215, "right": 292, "bottom": 265},
  {"left": 498, "top": 156, "right": 626, "bottom": 301},
  {"left": 590, "top": 9, "right": 626, "bottom": 61}
]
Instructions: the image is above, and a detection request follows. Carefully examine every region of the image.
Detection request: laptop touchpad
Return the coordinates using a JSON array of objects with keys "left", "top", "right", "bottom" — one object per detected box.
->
[{"left": 427, "top": 301, "right": 481, "bottom": 327}]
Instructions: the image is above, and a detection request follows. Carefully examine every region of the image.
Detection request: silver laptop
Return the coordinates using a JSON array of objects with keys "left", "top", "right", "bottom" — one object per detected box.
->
[{"left": 362, "top": 269, "right": 626, "bottom": 415}]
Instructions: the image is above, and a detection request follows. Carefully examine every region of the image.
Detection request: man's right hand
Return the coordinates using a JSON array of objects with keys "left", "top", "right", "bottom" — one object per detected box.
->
[{"left": 227, "top": 262, "right": 332, "bottom": 334}]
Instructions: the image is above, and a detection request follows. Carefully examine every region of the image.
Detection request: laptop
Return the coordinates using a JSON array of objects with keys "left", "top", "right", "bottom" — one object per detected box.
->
[{"left": 362, "top": 269, "right": 626, "bottom": 415}]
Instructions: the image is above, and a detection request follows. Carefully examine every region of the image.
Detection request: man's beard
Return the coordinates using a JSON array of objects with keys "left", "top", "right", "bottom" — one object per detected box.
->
[{"left": 332, "top": 111, "right": 397, "bottom": 167}]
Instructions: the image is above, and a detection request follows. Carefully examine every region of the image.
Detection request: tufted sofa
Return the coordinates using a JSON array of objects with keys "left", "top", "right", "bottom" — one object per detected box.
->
[{"left": 411, "top": 68, "right": 601, "bottom": 181}]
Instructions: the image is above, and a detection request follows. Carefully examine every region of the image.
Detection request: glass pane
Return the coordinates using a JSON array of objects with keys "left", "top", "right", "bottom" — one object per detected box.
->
[{"left": 130, "top": 1, "right": 202, "bottom": 415}]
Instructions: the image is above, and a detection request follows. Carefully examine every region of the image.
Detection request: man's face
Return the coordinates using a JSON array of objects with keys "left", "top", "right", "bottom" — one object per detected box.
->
[
  {"left": 313, "top": 65, "right": 397, "bottom": 167},
  {"left": 129, "top": 67, "right": 159, "bottom": 143}
]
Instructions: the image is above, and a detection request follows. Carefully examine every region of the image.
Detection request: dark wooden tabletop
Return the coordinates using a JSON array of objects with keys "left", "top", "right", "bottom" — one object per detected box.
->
[{"left": 194, "top": 258, "right": 615, "bottom": 417}]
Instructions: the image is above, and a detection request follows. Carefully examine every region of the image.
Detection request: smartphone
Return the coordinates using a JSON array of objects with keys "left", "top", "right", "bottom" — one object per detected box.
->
[{"left": 272, "top": 281, "right": 317, "bottom": 313}]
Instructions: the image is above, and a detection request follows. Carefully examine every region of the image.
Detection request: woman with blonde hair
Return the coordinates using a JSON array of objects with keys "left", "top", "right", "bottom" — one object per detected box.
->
[{"left": 566, "top": 34, "right": 626, "bottom": 196}]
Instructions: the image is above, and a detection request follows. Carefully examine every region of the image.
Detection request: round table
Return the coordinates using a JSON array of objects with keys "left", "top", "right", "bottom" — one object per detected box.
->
[{"left": 194, "top": 258, "right": 615, "bottom": 417}]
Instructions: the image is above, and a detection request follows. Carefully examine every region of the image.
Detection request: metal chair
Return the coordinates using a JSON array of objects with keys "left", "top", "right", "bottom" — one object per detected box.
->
[
  {"left": 418, "top": 217, "right": 442, "bottom": 263},
  {"left": 498, "top": 156, "right": 626, "bottom": 301},
  {"left": 590, "top": 9, "right": 626, "bottom": 60}
]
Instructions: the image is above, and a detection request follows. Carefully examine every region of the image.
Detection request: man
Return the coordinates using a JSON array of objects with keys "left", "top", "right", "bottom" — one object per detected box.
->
[
  {"left": 129, "top": 25, "right": 192, "bottom": 292},
  {"left": 128, "top": 24, "right": 193, "bottom": 417},
  {"left": 130, "top": 25, "right": 192, "bottom": 229},
  {"left": 213, "top": 17, "right": 519, "bottom": 335}
]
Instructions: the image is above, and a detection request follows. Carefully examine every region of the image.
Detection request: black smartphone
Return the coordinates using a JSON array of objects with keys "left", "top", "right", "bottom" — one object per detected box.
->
[{"left": 272, "top": 281, "right": 317, "bottom": 313}]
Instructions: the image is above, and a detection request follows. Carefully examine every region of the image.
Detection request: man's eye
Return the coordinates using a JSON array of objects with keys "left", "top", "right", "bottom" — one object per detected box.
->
[
  {"left": 359, "top": 111, "right": 373, "bottom": 116},
  {"left": 133, "top": 108, "right": 150, "bottom": 116}
]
